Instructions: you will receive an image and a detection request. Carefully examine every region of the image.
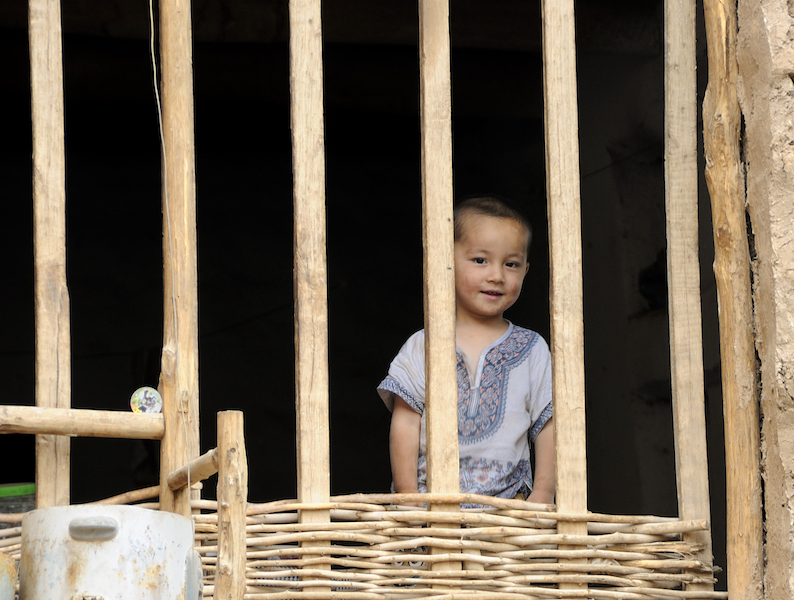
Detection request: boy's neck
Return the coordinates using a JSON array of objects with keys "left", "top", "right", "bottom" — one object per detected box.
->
[{"left": 455, "top": 313, "right": 510, "bottom": 364}]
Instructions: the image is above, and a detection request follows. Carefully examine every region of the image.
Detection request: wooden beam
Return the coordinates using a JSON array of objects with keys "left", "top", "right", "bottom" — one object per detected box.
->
[
  {"left": 29, "top": 0, "right": 70, "bottom": 510},
  {"left": 419, "top": 0, "right": 461, "bottom": 577},
  {"left": 419, "top": 0, "right": 458, "bottom": 498},
  {"left": 158, "top": 0, "right": 201, "bottom": 517},
  {"left": 541, "top": 0, "right": 588, "bottom": 596},
  {"left": 665, "top": 0, "right": 714, "bottom": 592},
  {"left": 0, "top": 406, "right": 164, "bottom": 439},
  {"left": 702, "top": 0, "right": 762, "bottom": 597},
  {"left": 215, "top": 411, "right": 248, "bottom": 600},
  {"left": 289, "top": 0, "right": 331, "bottom": 585},
  {"left": 167, "top": 447, "right": 219, "bottom": 490}
]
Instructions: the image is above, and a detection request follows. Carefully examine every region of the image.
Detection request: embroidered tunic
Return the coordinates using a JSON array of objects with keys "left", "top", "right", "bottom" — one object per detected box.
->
[{"left": 378, "top": 322, "right": 553, "bottom": 498}]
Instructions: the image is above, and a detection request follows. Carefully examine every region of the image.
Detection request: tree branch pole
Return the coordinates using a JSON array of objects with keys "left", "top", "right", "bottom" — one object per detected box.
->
[{"left": 702, "top": 0, "right": 763, "bottom": 597}]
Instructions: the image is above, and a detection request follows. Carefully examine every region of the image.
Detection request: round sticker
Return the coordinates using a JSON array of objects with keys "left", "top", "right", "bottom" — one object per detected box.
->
[{"left": 130, "top": 386, "right": 163, "bottom": 414}]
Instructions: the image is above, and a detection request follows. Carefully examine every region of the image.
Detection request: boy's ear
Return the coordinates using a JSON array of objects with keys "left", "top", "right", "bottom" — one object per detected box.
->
[{"left": 524, "top": 261, "right": 530, "bottom": 275}]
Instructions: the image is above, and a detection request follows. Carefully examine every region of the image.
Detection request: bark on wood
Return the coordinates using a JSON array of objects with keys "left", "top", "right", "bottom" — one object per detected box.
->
[
  {"left": 157, "top": 0, "right": 201, "bottom": 517},
  {"left": 29, "top": 0, "right": 70, "bottom": 509},
  {"left": 0, "top": 406, "right": 164, "bottom": 439},
  {"left": 702, "top": 0, "right": 763, "bottom": 597},
  {"left": 215, "top": 411, "right": 248, "bottom": 599},
  {"left": 664, "top": 0, "right": 714, "bottom": 591},
  {"left": 289, "top": 0, "right": 332, "bottom": 583}
]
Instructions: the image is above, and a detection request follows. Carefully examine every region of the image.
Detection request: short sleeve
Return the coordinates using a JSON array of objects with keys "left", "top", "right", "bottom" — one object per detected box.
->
[
  {"left": 527, "top": 334, "right": 553, "bottom": 442},
  {"left": 377, "top": 330, "right": 426, "bottom": 414}
]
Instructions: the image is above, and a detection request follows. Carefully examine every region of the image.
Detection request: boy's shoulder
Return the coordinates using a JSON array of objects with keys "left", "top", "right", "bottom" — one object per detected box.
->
[{"left": 395, "top": 328, "right": 425, "bottom": 356}]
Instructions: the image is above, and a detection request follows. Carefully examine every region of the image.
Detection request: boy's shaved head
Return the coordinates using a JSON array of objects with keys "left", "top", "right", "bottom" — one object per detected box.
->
[{"left": 454, "top": 195, "right": 532, "bottom": 252}]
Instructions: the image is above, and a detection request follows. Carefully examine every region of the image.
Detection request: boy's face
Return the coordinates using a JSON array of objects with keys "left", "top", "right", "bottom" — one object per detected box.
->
[{"left": 454, "top": 214, "right": 530, "bottom": 324}]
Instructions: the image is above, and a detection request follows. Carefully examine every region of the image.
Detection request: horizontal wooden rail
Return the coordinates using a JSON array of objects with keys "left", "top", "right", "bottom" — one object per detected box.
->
[
  {"left": 167, "top": 447, "right": 219, "bottom": 490},
  {"left": 0, "top": 406, "right": 164, "bottom": 439}
]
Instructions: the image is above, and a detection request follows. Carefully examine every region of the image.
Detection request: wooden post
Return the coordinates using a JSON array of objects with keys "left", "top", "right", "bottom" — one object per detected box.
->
[
  {"left": 158, "top": 0, "right": 200, "bottom": 517},
  {"left": 215, "top": 411, "right": 248, "bottom": 599},
  {"left": 419, "top": 0, "right": 461, "bottom": 576},
  {"left": 665, "top": 0, "right": 714, "bottom": 592},
  {"left": 29, "top": 0, "right": 70, "bottom": 509},
  {"left": 702, "top": 0, "right": 763, "bottom": 597},
  {"left": 541, "top": 0, "right": 588, "bottom": 595},
  {"left": 289, "top": 0, "right": 331, "bottom": 584}
]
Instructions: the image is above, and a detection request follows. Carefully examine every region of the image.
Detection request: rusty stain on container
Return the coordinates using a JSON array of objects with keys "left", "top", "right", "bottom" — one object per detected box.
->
[
  {"left": 19, "top": 505, "right": 201, "bottom": 599},
  {"left": 0, "top": 552, "right": 16, "bottom": 600}
]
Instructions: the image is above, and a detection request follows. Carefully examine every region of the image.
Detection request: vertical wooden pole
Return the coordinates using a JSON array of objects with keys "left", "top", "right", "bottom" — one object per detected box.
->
[
  {"left": 702, "top": 0, "right": 763, "bottom": 597},
  {"left": 418, "top": 0, "right": 460, "bottom": 576},
  {"left": 665, "top": 0, "right": 714, "bottom": 591},
  {"left": 30, "top": 0, "right": 70, "bottom": 509},
  {"left": 215, "top": 411, "right": 248, "bottom": 600},
  {"left": 541, "top": 0, "right": 588, "bottom": 595},
  {"left": 158, "top": 0, "right": 200, "bottom": 517},
  {"left": 289, "top": 0, "right": 331, "bottom": 583},
  {"left": 418, "top": 0, "right": 458, "bottom": 497}
]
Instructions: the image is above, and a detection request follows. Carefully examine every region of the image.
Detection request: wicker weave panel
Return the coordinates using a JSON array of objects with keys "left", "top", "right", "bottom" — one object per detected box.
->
[{"left": 192, "top": 493, "right": 726, "bottom": 600}]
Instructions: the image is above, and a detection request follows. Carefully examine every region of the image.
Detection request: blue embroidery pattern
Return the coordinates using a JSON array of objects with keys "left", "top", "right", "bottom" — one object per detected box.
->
[
  {"left": 379, "top": 376, "right": 423, "bottom": 413},
  {"left": 459, "top": 457, "right": 532, "bottom": 499},
  {"left": 530, "top": 402, "right": 553, "bottom": 442},
  {"left": 457, "top": 328, "right": 538, "bottom": 445},
  {"left": 411, "top": 456, "right": 531, "bottom": 500}
]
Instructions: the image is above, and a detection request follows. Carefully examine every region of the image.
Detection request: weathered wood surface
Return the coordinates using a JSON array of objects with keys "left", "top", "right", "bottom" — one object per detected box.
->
[
  {"left": 664, "top": 0, "right": 714, "bottom": 592},
  {"left": 167, "top": 447, "right": 219, "bottom": 490},
  {"left": 0, "top": 406, "right": 164, "bottom": 439},
  {"left": 30, "top": 0, "right": 70, "bottom": 509},
  {"left": 157, "top": 0, "right": 201, "bottom": 517},
  {"left": 541, "top": 0, "right": 588, "bottom": 595},
  {"left": 215, "top": 411, "right": 248, "bottom": 599},
  {"left": 289, "top": 0, "right": 332, "bottom": 583},
  {"left": 702, "top": 0, "right": 762, "bottom": 597},
  {"left": 418, "top": 0, "right": 461, "bottom": 575},
  {"left": 89, "top": 485, "right": 160, "bottom": 505}
]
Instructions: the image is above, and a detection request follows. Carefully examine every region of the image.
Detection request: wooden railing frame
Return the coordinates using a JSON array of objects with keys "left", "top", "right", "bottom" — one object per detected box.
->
[{"left": 21, "top": 0, "right": 726, "bottom": 595}]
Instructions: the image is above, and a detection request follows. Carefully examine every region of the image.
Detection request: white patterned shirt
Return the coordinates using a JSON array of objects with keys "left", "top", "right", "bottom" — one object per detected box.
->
[{"left": 378, "top": 322, "right": 553, "bottom": 499}]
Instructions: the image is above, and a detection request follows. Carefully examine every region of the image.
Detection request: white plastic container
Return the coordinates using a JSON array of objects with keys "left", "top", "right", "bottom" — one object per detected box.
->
[{"left": 20, "top": 505, "right": 202, "bottom": 600}]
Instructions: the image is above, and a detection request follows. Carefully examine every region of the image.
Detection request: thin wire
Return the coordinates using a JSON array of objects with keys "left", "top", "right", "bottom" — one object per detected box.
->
[{"left": 148, "top": 0, "right": 193, "bottom": 511}]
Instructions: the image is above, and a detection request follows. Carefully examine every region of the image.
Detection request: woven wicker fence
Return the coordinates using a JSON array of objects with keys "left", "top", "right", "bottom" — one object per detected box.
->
[{"left": 190, "top": 493, "right": 726, "bottom": 600}]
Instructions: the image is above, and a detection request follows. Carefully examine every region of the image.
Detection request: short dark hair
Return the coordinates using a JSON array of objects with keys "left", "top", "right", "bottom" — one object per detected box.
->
[{"left": 453, "top": 194, "right": 533, "bottom": 251}]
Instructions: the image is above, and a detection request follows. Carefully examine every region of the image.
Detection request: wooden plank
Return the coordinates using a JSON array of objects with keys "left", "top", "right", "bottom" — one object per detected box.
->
[
  {"left": 167, "top": 447, "right": 219, "bottom": 490},
  {"left": 418, "top": 0, "right": 460, "bottom": 577},
  {"left": 540, "top": 0, "right": 588, "bottom": 596},
  {"left": 29, "top": 0, "right": 70, "bottom": 509},
  {"left": 158, "top": 0, "right": 201, "bottom": 517},
  {"left": 664, "top": 0, "right": 714, "bottom": 592},
  {"left": 289, "top": 0, "right": 331, "bottom": 584},
  {"left": 215, "top": 411, "right": 248, "bottom": 600},
  {"left": 702, "top": 0, "right": 762, "bottom": 597},
  {"left": 0, "top": 406, "right": 164, "bottom": 439}
]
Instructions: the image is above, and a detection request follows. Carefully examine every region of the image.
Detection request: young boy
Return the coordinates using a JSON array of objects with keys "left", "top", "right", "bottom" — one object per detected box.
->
[{"left": 377, "top": 195, "right": 555, "bottom": 504}]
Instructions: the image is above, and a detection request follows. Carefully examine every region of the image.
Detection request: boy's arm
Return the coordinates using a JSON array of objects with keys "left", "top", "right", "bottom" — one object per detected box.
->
[
  {"left": 389, "top": 396, "right": 421, "bottom": 494},
  {"left": 527, "top": 418, "right": 555, "bottom": 505}
]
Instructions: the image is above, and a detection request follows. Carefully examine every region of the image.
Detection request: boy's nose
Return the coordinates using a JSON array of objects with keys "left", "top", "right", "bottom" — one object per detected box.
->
[{"left": 487, "top": 266, "right": 505, "bottom": 282}]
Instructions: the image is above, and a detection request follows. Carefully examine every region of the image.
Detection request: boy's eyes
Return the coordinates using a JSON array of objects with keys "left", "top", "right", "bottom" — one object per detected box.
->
[{"left": 471, "top": 257, "right": 523, "bottom": 268}]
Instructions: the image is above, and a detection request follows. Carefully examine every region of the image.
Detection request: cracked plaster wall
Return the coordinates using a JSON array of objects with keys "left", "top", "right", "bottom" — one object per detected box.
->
[{"left": 737, "top": 0, "right": 794, "bottom": 596}]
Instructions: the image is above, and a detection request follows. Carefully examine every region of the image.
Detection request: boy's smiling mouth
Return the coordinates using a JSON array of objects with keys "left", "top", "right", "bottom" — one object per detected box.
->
[{"left": 482, "top": 290, "right": 504, "bottom": 297}]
